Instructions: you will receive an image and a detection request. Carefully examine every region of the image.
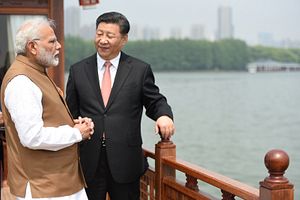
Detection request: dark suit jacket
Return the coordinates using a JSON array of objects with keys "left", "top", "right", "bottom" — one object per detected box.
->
[{"left": 66, "top": 52, "right": 173, "bottom": 184}]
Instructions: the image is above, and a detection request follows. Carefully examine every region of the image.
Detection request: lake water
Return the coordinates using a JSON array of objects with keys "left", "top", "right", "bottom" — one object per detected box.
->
[{"left": 140, "top": 71, "right": 300, "bottom": 198}]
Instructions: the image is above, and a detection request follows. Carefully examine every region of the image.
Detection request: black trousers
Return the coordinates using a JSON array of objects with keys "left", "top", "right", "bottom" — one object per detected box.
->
[{"left": 85, "top": 146, "right": 140, "bottom": 200}]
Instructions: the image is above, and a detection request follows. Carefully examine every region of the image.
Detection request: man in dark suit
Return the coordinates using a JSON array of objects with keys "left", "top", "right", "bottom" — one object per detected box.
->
[{"left": 66, "top": 12, "right": 175, "bottom": 200}]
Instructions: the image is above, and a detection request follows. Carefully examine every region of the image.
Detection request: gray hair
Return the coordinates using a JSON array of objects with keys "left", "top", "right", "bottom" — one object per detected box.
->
[{"left": 15, "top": 17, "right": 56, "bottom": 55}]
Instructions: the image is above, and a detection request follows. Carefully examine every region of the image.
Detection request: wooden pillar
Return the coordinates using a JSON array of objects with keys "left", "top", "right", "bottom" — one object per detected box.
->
[
  {"left": 259, "top": 149, "right": 294, "bottom": 200},
  {"left": 155, "top": 137, "right": 176, "bottom": 200},
  {"left": 47, "top": 0, "right": 65, "bottom": 91}
]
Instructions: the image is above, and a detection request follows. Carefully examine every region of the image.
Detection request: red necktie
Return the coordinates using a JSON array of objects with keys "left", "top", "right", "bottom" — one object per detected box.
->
[{"left": 101, "top": 61, "right": 112, "bottom": 106}]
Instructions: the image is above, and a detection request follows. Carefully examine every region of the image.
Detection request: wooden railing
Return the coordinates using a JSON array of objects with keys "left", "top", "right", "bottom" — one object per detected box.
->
[
  {"left": 0, "top": 131, "right": 295, "bottom": 200},
  {"left": 140, "top": 138, "right": 294, "bottom": 200}
]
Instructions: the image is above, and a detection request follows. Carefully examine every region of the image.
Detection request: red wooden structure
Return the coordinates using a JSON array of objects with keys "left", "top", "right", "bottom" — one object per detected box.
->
[{"left": 79, "top": 0, "right": 99, "bottom": 6}]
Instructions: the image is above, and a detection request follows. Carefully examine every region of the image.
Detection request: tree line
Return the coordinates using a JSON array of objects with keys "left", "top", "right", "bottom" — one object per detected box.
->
[{"left": 65, "top": 36, "right": 300, "bottom": 72}]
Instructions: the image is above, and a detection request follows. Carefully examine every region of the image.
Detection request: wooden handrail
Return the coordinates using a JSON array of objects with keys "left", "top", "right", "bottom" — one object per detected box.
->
[
  {"left": 140, "top": 138, "right": 294, "bottom": 200},
  {"left": 143, "top": 148, "right": 155, "bottom": 159},
  {"left": 162, "top": 157, "right": 259, "bottom": 199}
]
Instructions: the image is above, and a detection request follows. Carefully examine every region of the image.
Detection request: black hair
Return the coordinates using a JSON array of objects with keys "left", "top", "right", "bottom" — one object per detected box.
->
[{"left": 96, "top": 12, "right": 130, "bottom": 35}]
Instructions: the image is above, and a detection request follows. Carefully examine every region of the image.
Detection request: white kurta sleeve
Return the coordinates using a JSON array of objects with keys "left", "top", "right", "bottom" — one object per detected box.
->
[{"left": 4, "top": 75, "right": 82, "bottom": 151}]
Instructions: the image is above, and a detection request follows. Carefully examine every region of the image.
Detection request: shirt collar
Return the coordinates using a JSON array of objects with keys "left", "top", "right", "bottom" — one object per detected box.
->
[{"left": 97, "top": 52, "right": 121, "bottom": 70}]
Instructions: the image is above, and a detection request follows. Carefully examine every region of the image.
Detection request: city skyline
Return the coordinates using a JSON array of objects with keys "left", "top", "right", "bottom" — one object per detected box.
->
[{"left": 64, "top": 0, "right": 300, "bottom": 46}]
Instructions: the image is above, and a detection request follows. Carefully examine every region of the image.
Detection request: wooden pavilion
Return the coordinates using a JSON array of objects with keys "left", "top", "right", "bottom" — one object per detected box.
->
[{"left": 0, "top": 1, "right": 295, "bottom": 200}]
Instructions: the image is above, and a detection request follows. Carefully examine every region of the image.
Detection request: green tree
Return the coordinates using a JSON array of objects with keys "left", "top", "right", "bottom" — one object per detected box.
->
[
  {"left": 213, "top": 39, "right": 249, "bottom": 70},
  {"left": 64, "top": 36, "right": 95, "bottom": 72},
  {"left": 65, "top": 36, "right": 300, "bottom": 72}
]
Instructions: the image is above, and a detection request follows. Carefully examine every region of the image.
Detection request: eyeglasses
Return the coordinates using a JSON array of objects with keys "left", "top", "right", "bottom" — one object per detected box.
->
[{"left": 31, "top": 38, "right": 60, "bottom": 46}]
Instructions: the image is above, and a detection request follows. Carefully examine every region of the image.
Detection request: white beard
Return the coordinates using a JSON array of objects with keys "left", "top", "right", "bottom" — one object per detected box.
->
[{"left": 37, "top": 47, "right": 59, "bottom": 67}]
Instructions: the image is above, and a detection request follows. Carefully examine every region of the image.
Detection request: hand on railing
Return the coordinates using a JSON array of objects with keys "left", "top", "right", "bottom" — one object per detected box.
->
[
  {"left": 155, "top": 115, "right": 175, "bottom": 142},
  {"left": 158, "top": 132, "right": 170, "bottom": 142}
]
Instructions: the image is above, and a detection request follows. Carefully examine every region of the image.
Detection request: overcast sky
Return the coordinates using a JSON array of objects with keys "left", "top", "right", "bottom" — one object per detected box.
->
[{"left": 64, "top": 0, "right": 300, "bottom": 45}]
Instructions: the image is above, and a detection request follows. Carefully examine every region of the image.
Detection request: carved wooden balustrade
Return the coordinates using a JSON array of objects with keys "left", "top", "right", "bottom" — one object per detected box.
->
[{"left": 140, "top": 138, "right": 294, "bottom": 200}]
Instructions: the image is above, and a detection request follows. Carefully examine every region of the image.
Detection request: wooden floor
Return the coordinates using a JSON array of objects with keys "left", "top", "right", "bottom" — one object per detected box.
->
[{"left": 1, "top": 187, "right": 15, "bottom": 200}]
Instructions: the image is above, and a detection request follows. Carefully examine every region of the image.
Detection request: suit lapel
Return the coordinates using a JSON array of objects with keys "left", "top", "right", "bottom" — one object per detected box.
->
[{"left": 83, "top": 54, "right": 105, "bottom": 108}]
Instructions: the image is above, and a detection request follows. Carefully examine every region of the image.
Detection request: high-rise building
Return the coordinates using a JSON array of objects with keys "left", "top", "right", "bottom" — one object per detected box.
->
[
  {"left": 129, "top": 24, "right": 145, "bottom": 40},
  {"left": 217, "top": 6, "right": 234, "bottom": 40},
  {"left": 141, "top": 27, "right": 160, "bottom": 40},
  {"left": 258, "top": 32, "right": 275, "bottom": 47},
  {"left": 258, "top": 32, "right": 300, "bottom": 48},
  {"left": 190, "top": 24, "right": 205, "bottom": 40},
  {"left": 170, "top": 27, "right": 182, "bottom": 39}
]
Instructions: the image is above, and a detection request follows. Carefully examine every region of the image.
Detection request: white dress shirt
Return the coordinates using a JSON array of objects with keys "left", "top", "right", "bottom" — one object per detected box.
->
[
  {"left": 4, "top": 75, "right": 88, "bottom": 200},
  {"left": 97, "top": 52, "right": 120, "bottom": 88}
]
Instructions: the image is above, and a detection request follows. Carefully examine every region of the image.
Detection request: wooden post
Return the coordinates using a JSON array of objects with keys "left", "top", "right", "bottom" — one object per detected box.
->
[
  {"left": 47, "top": 0, "right": 65, "bottom": 91},
  {"left": 259, "top": 149, "right": 294, "bottom": 200},
  {"left": 155, "top": 137, "right": 176, "bottom": 200}
]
